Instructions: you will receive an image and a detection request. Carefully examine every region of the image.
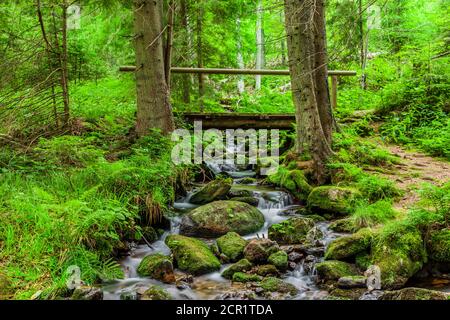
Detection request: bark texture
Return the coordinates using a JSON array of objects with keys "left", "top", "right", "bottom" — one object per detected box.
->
[
  {"left": 134, "top": 0, "right": 175, "bottom": 136},
  {"left": 284, "top": 0, "right": 333, "bottom": 183}
]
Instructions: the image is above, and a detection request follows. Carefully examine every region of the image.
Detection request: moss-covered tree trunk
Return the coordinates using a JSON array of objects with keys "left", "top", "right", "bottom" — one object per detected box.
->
[
  {"left": 134, "top": 0, "right": 175, "bottom": 136},
  {"left": 284, "top": 0, "right": 333, "bottom": 183}
]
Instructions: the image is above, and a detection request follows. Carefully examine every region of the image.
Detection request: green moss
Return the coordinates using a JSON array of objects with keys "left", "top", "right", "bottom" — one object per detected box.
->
[
  {"left": 267, "top": 251, "right": 288, "bottom": 270},
  {"left": 141, "top": 285, "right": 172, "bottom": 300},
  {"left": 0, "top": 273, "right": 12, "bottom": 299},
  {"left": 190, "top": 178, "right": 232, "bottom": 204},
  {"left": 216, "top": 232, "right": 247, "bottom": 262},
  {"left": 229, "top": 196, "right": 259, "bottom": 206},
  {"left": 380, "top": 287, "right": 449, "bottom": 300},
  {"left": 136, "top": 253, "right": 174, "bottom": 283},
  {"left": 259, "top": 277, "right": 297, "bottom": 295},
  {"left": 428, "top": 229, "right": 450, "bottom": 262},
  {"left": 267, "top": 167, "right": 312, "bottom": 201},
  {"left": 221, "top": 259, "right": 253, "bottom": 279},
  {"left": 252, "top": 265, "right": 279, "bottom": 277},
  {"left": 165, "top": 235, "right": 221, "bottom": 275},
  {"left": 325, "top": 228, "right": 373, "bottom": 260},
  {"left": 315, "top": 261, "right": 359, "bottom": 281},
  {"left": 232, "top": 272, "right": 262, "bottom": 283},
  {"left": 372, "top": 222, "right": 427, "bottom": 289},
  {"left": 307, "top": 186, "right": 362, "bottom": 216},
  {"left": 180, "top": 200, "right": 265, "bottom": 238},
  {"left": 329, "top": 218, "right": 358, "bottom": 233},
  {"left": 268, "top": 217, "right": 315, "bottom": 244},
  {"left": 355, "top": 253, "right": 372, "bottom": 270}
]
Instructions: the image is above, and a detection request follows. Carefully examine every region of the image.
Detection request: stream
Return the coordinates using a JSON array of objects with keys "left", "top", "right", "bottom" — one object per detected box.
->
[{"left": 102, "top": 159, "right": 353, "bottom": 301}]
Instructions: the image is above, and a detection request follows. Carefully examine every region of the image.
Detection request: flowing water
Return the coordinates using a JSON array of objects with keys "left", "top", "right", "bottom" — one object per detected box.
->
[{"left": 102, "top": 163, "right": 348, "bottom": 300}]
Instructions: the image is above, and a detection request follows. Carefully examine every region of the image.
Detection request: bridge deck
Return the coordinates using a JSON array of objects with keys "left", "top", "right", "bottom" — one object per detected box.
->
[{"left": 179, "top": 112, "right": 296, "bottom": 130}]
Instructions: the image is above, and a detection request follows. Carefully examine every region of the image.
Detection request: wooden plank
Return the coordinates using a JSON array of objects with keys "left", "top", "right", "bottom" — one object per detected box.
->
[
  {"left": 179, "top": 112, "right": 296, "bottom": 130},
  {"left": 119, "top": 66, "right": 357, "bottom": 77}
]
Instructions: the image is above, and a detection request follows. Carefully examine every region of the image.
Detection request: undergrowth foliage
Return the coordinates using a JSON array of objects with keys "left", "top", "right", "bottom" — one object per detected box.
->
[{"left": 0, "top": 130, "right": 178, "bottom": 298}]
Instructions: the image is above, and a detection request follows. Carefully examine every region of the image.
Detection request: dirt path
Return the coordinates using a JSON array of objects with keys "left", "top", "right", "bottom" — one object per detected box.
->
[{"left": 381, "top": 145, "right": 450, "bottom": 211}]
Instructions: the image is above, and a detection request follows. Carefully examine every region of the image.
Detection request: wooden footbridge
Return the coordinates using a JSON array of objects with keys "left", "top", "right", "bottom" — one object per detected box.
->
[{"left": 120, "top": 66, "right": 356, "bottom": 129}]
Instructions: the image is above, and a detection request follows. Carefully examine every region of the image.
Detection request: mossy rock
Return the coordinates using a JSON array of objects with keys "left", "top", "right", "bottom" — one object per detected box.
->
[
  {"left": 0, "top": 273, "right": 12, "bottom": 299},
  {"left": 307, "top": 186, "right": 362, "bottom": 216},
  {"left": 259, "top": 277, "right": 298, "bottom": 296},
  {"left": 71, "top": 286, "right": 103, "bottom": 300},
  {"left": 380, "top": 287, "right": 449, "bottom": 300},
  {"left": 216, "top": 232, "right": 248, "bottom": 262},
  {"left": 267, "top": 168, "right": 312, "bottom": 201},
  {"left": 355, "top": 253, "right": 372, "bottom": 270},
  {"left": 267, "top": 251, "right": 288, "bottom": 271},
  {"left": 221, "top": 259, "right": 253, "bottom": 279},
  {"left": 337, "top": 276, "right": 367, "bottom": 289},
  {"left": 165, "top": 235, "right": 221, "bottom": 275},
  {"left": 227, "top": 189, "right": 253, "bottom": 198},
  {"left": 328, "top": 287, "right": 367, "bottom": 300},
  {"left": 372, "top": 228, "right": 427, "bottom": 290},
  {"left": 238, "top": 177, "right": 257, "bottom": 185},
  {"left": 229, "top": 196, "right": 259, "bottom": 206},
  {"left": 268, "top": 217, "right": 315, "bottom": 245},
  {"left": 180, "top": 200, "right": 265, "bottom": 238},
  {"left": 190, "top": 178, "right": 232, "bottom": 204},
  {"left": 232, "top": 272, "right": 262, "bottom": 283},
  {"left": 141, "top": 285, "right": 172, "bottom": 300},
  {"left": 427, "top": 228, "right": 450, "bottom": 263},
  {"left": 136, "top": 253, "right": 175, "bottom": 283},
  {"left": 316, "top": 261, "right": 360, "bottom": 282},
  {"left": 251, "top": 265, "right": 279, "bottom": 277},
  {"left": 243, "top": 239, "right": 280, "bottom": 264},
  {"left": 329, "top": 218, "right": 358, "bottom": 233},
  {"left": 325, "top": 228, "right": 373, "bottom": 260}
]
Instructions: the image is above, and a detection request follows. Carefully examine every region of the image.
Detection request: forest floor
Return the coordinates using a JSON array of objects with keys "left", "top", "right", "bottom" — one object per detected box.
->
[{"left": 381, "top": 144, "right": 450, "bottom": 212}]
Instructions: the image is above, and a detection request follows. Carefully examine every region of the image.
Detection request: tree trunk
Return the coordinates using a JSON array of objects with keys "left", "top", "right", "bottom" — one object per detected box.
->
[
  {"left": 313, "top": 0, "right": 333, "bottom": 144},
  {"left": 197, "top": 4, "right": 205, "bottom": 111},
  {"left": 164, "top": 0, "right": 175, "bottom": 89},
  {"left": 255, "top": 0, "right": 265, "bottom": 90},
  {"left": 284, "top": 0, "right": 333, "bottom": 184},
  {"left": 180, "top": 0, "right": 191, "bottom": 103},
  {"left": 60, "top": 1, "right": 70, "bottom": 127},
  {"left": 359, "top": 0, "right": 367, "bottom": 89},
  {"left": 236, "top": 17, "right": 245, "bottom": 94},
  {"left": 134, "top": 0, "right": 175, "bottom": 136}
]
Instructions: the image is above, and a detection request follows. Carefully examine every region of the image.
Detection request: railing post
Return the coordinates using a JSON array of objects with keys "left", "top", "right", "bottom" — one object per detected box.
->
[{"left": 331, "top": 75, "right": 338, "bottom": 109}]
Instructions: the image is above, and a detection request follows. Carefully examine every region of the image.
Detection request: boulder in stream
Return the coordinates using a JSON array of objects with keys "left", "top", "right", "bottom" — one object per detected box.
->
[
  {"left": 180, "top": 200, "right": 265, "bottom": 238},
  {"left": 307, "top": 186, "right": 362, "bottom": 216},
  {"left": 71, "top": 286, "right": 103, "bottom": 300},
  {"left": 216, "top": 232, "right": 248, "bottom": 262},
  {"left": 267, "top": 168, "right": 312, "bottom": 201},
  {"left": 165, "top": 235, "right": 221, "bottom": 275},
  {"left": 337, "top": 276, "right": 367, "bottom": 289},
  {"left": 268, "top": 217, "right": 315, "bottom": 245},
  {"left": 258, "top": 277, "right": 298, "bottom": 296},
  {"left": 325, "top": 228, "right": 373, "bottom": 260},
  {"left": 141, "top": 285, "right": 172, "bottom": 300},
  {"left": 380, "top": 287, "right": 449, "bottom": 300},
  {"left": 267, "top": 251, "right": 288, "bottom": 271},
  {"left": 371, "top": 227, "right": 427, "bottom": 290},
  {"left": 221, "top": 259, "right": 253, "bottom": 279},
  {"left": 243, "top": 239, "right": 280, "bottom": 264},
  {"left": 189, "top": 178, "right": 232, "bottom": 204},
  {"left": 136, "top": 253, "right": 175, "bottom": 283},
  {"left": 315, "top": 260, "right": 360, "bottom": 282}
]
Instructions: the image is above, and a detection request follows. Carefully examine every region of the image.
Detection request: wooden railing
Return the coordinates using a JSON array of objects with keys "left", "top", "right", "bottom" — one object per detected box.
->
[{"left": 120, "top": 66, "right": 357, "bottom": 109}]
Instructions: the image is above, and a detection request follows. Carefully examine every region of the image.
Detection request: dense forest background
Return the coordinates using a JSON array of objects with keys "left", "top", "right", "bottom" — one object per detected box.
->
[{"left": 0, "top": 0, "right": 449, "bottom": 300}]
